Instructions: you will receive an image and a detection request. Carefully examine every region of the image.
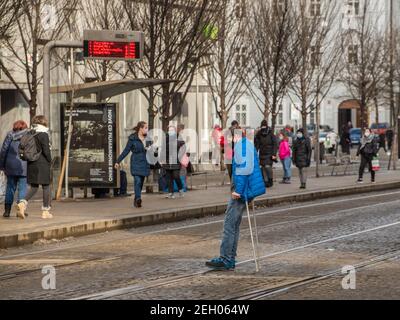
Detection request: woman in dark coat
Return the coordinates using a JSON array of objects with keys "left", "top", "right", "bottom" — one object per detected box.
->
[
  {"left": 0, "top": 120, "right": 28, "bottom": 218},
  {"left": 115, "top": 121, "right": 150, "bottom": 208},
  {"left": 18, "top": 115, "right": 52, "bottom": 219},
  {"left": 357, "top": 129, "right": 379, "bottom": 183},
  {"left": 162, "top": 125, "right": 186, "bottom": 199},
  {"left": 292, "top": 128, "right": 312, "bottom": 189}
]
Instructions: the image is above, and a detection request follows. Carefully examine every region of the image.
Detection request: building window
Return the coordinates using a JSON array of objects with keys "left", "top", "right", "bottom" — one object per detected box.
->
[
  {"left": 311, "top": 46, "right": 322, "bottom": 68},
  {"left": 310, "top": 0, "right": 321, "bottom": 17},
  {"left": 310, "top": 110, "right": 315, "bottom": 125},
  {"left": 277, "top": 104, "right": 284, "bottom": 126},
  {"left": 347, "top": 0, "right": 360, "bottom": 16},
  {"left": 235, "top": 0, "right": 246, "bottom": 19},
  {"left": 235, "top": 46, "right": 247, "bottom": 69},
  {"left": 235, "top": 104, "right": 247, "bottom": 126},
  {"left": 348, "top": 44, "right": 358, "bottom": 64}
]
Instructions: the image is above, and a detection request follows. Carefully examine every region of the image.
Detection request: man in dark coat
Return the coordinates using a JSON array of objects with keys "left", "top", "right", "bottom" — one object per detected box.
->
[
  {"left": 161, "top": 126, "right": 186, "bottom": 199},
  {"left": 340, "top": 124, "right": 351, "bottom": 154},
  {"left": 386, "top": 128, "right": 394, "bottom": 152},
  {"left": 254, "top": 120, "right": 278, "bottom": 188},
  {"left": 292, "top": 128, "right": 312, "bottom": 189}
]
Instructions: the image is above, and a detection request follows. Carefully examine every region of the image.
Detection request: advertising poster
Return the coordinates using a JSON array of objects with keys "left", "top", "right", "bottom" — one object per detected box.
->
[{"left": 60, "top": 103, "right": 119, "bottom": 188}]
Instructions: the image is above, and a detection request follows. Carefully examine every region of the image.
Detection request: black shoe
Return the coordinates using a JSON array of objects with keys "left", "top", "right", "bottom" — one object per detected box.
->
[
  {"left": 357, "top": 178, "right": 363, "bottom": 184},
  {"left": 3, "top": 204, "right": 11, "bottom": 218},
  {"left": 300, "top": 183, "right": 306, "bottom": 189},
  {"left": 133, "top": 199, "right": 139, "bottom": 208},
  {"left": 136, "top": 199, "right": 142, "bottom": 208}
]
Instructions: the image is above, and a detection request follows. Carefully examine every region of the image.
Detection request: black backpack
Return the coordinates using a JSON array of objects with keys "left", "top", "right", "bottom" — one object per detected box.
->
[{"left": 18, "top": 131, "right": 41, "bottom": 161}]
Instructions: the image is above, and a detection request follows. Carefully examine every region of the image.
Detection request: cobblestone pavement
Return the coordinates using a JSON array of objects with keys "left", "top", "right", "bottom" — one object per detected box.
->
[{"left": 1, "top": 189, "right": 400, "bottom": 300}]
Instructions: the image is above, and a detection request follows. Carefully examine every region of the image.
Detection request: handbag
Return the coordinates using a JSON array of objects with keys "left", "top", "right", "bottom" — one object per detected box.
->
[{"left": 372, "top": 157, "right": 380, "bottom": 171}]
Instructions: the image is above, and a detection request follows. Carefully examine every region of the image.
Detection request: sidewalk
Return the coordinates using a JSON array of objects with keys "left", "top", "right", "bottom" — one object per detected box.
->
[{"left": 1, "top": 170, "right": 400, "bottom": 249}]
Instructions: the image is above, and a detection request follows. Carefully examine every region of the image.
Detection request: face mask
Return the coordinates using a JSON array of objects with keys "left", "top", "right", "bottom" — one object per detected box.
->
[{"left": 297, "top": 133, "right": 303, "bottom": 139}]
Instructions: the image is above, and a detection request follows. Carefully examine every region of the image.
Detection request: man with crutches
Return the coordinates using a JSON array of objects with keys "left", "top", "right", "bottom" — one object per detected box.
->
[{"left": 206, "top": 129, "right": 266, "bottom": 271}]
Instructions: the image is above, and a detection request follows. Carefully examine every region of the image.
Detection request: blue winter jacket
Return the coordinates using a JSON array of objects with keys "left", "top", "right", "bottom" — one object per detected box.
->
[
  {"left": 117, "top": 134, "right": 150, "bottom": 177},
  {"left": 233, "top": 138, "right": 266, "bottom": 202},
  {"left": 0, "top": 130, "right": 28, "bottom": 177}
]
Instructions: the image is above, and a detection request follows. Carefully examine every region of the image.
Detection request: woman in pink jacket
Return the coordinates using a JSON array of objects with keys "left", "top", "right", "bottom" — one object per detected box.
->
[{"left": 279, "top": 132, "right": 292, "bottom": 184}]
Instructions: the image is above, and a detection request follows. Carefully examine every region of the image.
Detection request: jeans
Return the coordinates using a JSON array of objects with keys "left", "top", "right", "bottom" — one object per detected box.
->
[
  {"left": 165, "top": 169, "right": 183, "bottom": 194},
  {"left": 220, "top": 198, "right": 247, "bottom": 264},
  {"left": 5, "top": 176, "right": 27, "bottom": 205},
  {"left": 25, "top": 184, "right": 51, "bottom": 210},
  {"left": 134, "top": 175, "right": 145, "bottom": 200},
  {"left": 281, "top": 157, "right": 292, "bottom": 180}
]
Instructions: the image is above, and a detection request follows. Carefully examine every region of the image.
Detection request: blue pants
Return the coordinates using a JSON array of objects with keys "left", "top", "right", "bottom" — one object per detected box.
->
[
  {"left": 282, "top": 157, "right": 292, "bottom": 180},
  {"left": 220, "top": 198, "right": 247, "bottom": 264},
  {"left": 134, "top": 175, "right": 145, "bottom": 200},
  {"left": 5, "top": 176, "right": 27, "bottom": 205}
]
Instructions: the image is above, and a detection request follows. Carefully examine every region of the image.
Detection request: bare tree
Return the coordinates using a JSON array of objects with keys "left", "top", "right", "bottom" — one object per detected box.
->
[
  {"left": 0, "top": 0, "right": 21, "bottom": 39},
  {"left": 246, "top": 0, "right": 300, "bottom": 131},
  {"left": 202, "top": 0, "right": 249, "bottom": 130},
  {"left": 341, "top": 0, "right": 387, "bottom": 131},
  {"left": 123, "top": 0, "right": 221, "bottom": 130},
  {"left": 74, "top": 0, "right": 127, "bottom": 84},
  {"left": 289, "top": 0, "right": 342, "bottom": 131},
  {"left": 0, "top": 0, "right": 79, "bottom": 120}
]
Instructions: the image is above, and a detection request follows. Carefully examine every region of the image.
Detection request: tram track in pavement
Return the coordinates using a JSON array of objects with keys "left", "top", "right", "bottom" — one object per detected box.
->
[
  {"left": 1, "top": 190, "right": 400, "bottom": 283},
  {"left": 230, "top": 250, "right": 400, "bottom": 300},
  {"left": 72, "top": 218, "right": 400, "bottom": 300}
]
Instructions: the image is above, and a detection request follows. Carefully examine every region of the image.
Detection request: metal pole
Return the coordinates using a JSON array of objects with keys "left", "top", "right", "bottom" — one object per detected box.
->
[
  {"left": 43, "top": 40, "right": 83, "bottom": 121},
  {"left": 65, "top": 48, "right": 76, "bottom": 199}
]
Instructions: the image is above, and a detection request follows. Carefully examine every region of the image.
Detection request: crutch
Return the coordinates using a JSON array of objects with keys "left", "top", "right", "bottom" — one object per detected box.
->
[
  {"left": 252, "top": 201, "right": 260, "bottom": 257},
  {"left": 245, "top": 201, "right": 260, "bottom": 272}
]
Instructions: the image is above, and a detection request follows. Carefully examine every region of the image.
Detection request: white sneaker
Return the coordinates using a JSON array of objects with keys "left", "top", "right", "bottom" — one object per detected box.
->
[
  {"left": 42, "top": 211, "right": 53, "bottom": 219},
  {"left": 16, "top": 201, "right": 27, "bottom": 219},
  {"left": 166, "top": 193, "right": 175, "bottom": 199},
  {"left": 178, "top": 191, "right": 185, "bottom": 198}
]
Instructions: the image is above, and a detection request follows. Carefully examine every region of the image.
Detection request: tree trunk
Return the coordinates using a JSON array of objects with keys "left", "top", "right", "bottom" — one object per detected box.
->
[{"left": 374, "top": 96, "right": 379, "bottom": 124}]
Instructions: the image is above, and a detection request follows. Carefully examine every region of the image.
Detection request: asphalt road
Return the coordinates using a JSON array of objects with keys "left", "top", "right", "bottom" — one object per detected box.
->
[{"left": 1, "top": 189, "right": 400, "bottom": 300}]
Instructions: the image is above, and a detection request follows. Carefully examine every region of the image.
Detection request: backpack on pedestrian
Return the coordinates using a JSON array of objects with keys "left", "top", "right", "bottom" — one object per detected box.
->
[{"left": 18, "top": 131, "right": 41, "bottom": 162}]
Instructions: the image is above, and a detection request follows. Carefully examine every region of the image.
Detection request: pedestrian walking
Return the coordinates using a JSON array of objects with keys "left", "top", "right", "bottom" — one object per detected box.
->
[
  {"left": 292, "top": 128, "right": 312, "bottom": 189},
  {"left": 278, "top": 132, "right": 292, "bottom": 184},
  {"left": 0, "top": 120, "right": 28, "bottom": 218},
  {"left": 357, "top": 129, "right": 379, "bottom": 184},
  {"left": 17, "top": 115, "right": 52, "bottom": 219},
  {"left": 326, "top": 131, "right": 338, "bottom": 154},
  {"left": 162, "top": 125, "right": 186, "bottom": 199},
  {"left": 340, "top": 125, "right": 351, "bottom": 155},
  {"left": 115, "top": 121, "right": 150, "bottom": 208},
  {"left": 224, "top": 120, "right": 240, "bottom": 182},
  {"left": 206, "top": 129, "right": 266, "bottom": 271},
  {"left": 254, "top": 120, "right": 278, "bottom": 188},
  {"left": 378, "top": 133, "right": 387, "bottom": 153}
]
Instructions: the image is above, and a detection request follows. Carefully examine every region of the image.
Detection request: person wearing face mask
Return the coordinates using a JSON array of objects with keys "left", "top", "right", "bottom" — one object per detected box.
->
[
  {"left": 278, "top": 132, "right": 292, "bottom": 184},
  {"left": 292, "top": 128, "right": 312, "bottom": 189},
  {"left": 115, "top": 121, "right": 150, "bottom": 208},
  {"left": 162, "top": 125, "right": 186, "bottom": 199},
  {"left": 357, "top": 129, "right": 379, "bottom": 184}
]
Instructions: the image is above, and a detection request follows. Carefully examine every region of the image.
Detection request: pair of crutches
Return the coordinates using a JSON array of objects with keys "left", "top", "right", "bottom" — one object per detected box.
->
[{"left": 245, "top": 201, "right": 260, "bottom": 272}]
